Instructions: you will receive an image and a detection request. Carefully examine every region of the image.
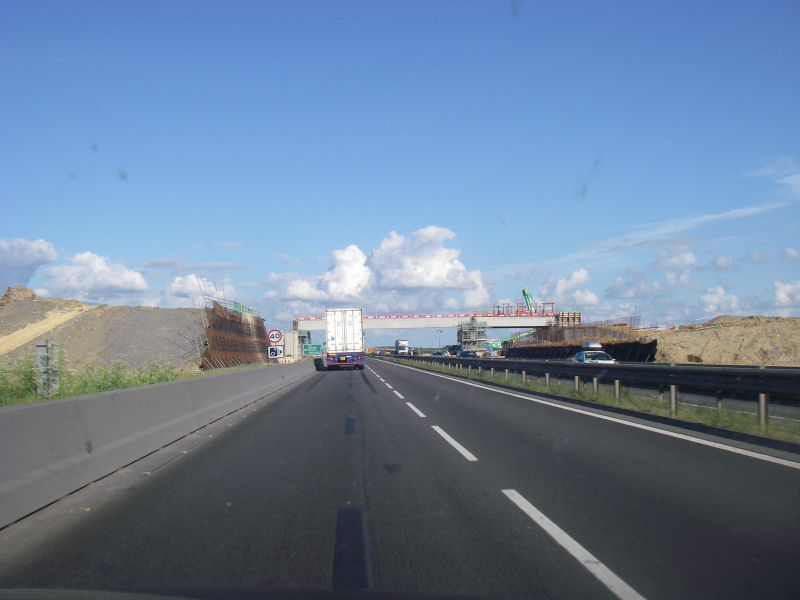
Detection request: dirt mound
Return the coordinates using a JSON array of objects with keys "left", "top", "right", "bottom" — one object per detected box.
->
[
  {"left": 645, "top": 316, "right": 800, "bottom": 366},
  {"left": 0, "top": 298, "right": 204, "bottom": 372},
  {"left": 0, "top": 286, "right": 37, "bottom": 306}
]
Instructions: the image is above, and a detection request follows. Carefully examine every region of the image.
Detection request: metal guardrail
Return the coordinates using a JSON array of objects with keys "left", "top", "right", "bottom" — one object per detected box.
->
[{"left": 391, "top": 356, "right": 800, "bottom": 432}]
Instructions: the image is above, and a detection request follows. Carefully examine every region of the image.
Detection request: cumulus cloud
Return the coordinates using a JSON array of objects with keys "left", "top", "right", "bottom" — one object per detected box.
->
[
  {"left": 712, "top": 256, "right": 735, "bottom": 270},
  {"left": 573, "top": 289, "right": 599, "bottom": 305},
  {"left": 539, "top": 268, "right": 598, "bottom": 306},
  {"left": 700, "top": 286, "right": 739, "bottom": 313},
  {"left": 0, "top": 238, "right": 58, "bottom": 289},
  {"left": 42, "top": 251, "right": 148, "bottom": 300},
  {"left": 267, "top": 227, "right": 489, "bottom": 309},
  {"left": 774, "top": 279, "right": 800, "bottom": 307},
  {"left": 654, "top": 248, "right": 697, "bottom": 270},
  {"left": 160, "top": 274, "right": 238, "bottom": 308},
  {"left": 322, "top": 245, "right": 372, "bottom": 299},
  {"left": 781, "top": 248, "right": 800, "bottom": 261}
]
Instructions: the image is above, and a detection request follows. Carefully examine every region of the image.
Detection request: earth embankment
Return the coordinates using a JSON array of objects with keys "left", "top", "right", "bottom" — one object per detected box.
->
[{"left": 0, "top": 288, "right": 203, "bottom": 372}]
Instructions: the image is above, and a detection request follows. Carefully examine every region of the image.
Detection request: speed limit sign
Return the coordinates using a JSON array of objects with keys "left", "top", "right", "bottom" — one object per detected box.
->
[{"left": 267, "top": 329, "right": 283, "bottom": 343}]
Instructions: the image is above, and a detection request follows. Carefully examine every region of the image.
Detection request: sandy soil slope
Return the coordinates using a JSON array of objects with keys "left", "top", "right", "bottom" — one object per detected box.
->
[
  {"left": 646, "top": 316, "right": 800, "bottom": 366},
  {"left": 0, "top": 288, "right": 204, "bottom": 372}
]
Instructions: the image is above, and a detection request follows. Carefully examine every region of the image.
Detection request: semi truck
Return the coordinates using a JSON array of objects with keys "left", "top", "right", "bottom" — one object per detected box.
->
[
  {"left": 325, "top": 308, "right": 365, "bottom": 369},
  {"left": 395, "top": 339, "right": 409, "bottom": 356}
]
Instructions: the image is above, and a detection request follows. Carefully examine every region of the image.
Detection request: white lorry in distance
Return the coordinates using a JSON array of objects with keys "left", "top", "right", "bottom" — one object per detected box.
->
[{"left": 325, "top": 308, "right": 365, "bottom": 369}]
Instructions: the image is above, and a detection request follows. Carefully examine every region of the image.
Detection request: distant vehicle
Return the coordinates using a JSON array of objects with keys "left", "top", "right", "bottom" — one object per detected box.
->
[
  {"left": 395, "top": 339, "right": 409, "bottom": 356},
  {"left": 431, "top": 351, "right": 444, "bottom": 356},
  {"left": 325, "top": 308, "right": 365, "bottom": 369},
  {"left": 570, "top": 341, "right": 616, "bottom": 364},
  {"left": 457, "top": 350, "right": 478, "bottom": 358}
]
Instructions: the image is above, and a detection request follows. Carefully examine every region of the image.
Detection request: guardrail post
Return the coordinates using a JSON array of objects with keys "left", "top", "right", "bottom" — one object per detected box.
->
[
  {"left": 593, "top": 377, "right": 599, "bottom": 399},
  {"left": 716, "top": 391, "right": 723, "bottom": 414},
  {"left": 614, "top": 379, "right": 621, "bottom": 401},
  {"left": 545, "top": 373, "right": 550, "bottom": 389},
  {"left": 478, "top": 366, "right": 482, "bottom": 378},
  {"left": 759, "top": 393, "right": 769, "bottom": 433},
  {"left": 491, "top": 367, "right": 495, "bottom": 379},
  {"left": 522, "top": 370, "right": 526, "bottom": 385},
  {"left": 468, "top": 365, "right": 471, "bottom": 378},
  {"left": 574, "top": 375, "right": 580, "bottom": 393},
  {"left": 670, "top": 385, "right": 678, "bottom": 416},
  {"left": 505, "top": 368, "right": 509, "bottom": 381}
]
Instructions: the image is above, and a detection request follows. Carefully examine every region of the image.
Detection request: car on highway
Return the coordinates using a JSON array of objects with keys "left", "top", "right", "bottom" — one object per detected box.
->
[
  {"left": 457, "top": 350, "right": 479, "bottom": 358},
  {"left": 570, "top": 350, "right": 616, "bottom": 364}
]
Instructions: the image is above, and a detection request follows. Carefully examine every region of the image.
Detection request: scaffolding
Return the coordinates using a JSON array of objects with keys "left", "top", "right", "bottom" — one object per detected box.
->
[
  {"left": 195, "top": 276, "right": 269, "bottom": 369},
  {"left": 457, "top": 317, "right": 488, "bottom": 352}
]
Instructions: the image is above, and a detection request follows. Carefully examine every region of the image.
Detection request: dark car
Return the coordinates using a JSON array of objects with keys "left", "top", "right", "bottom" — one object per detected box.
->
[{"left": 457, "top": 350, "right": 478, "bottom": 358}]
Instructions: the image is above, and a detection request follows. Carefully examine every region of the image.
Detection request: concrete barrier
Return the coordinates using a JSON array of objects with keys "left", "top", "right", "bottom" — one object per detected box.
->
[{"left": 0, "top": 361, "right": 314, "bottom": 528}]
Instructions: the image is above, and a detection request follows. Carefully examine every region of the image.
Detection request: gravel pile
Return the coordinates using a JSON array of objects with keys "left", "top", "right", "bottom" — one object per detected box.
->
[{"left": 0, "top": 290, "right": 204, "bottom": 372}]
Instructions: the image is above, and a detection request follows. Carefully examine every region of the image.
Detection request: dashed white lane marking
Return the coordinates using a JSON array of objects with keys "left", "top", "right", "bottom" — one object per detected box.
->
[
  {"left": 406, "top": 402, "right": 426, "bottom": 418},
  {"left": 385, "top": 361, "right": 800, "bottom": 471},
  {"left": 431, "top": 426, "right": 478, "bottom": 462},
  {"left": 502, "top": 490, "right": 644, "bottom": 600},
  {"left": 393, "top": 390, "right": 405, "bottom": 399},
  {"left": 384, "top": 383, "right": 393, "bottom": 389}
]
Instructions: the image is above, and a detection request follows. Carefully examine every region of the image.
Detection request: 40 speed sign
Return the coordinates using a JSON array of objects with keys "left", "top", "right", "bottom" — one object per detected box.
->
[{"left": 267, "top": 329, "right": 283, "bottom": 343}]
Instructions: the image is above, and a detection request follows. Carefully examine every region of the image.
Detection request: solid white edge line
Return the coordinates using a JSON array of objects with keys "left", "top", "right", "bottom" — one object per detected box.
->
[
  {"left": 384, "top": 382, "right": 393, "bottom": 389},
  {"left": 393, "top": 390, "right": 405, "bottom": 399},
  {"left": 431, "top": 425, "right": 478, "bottom": 461},
  {"left": 502, "top": 489, "right": 644, "bottom": 600},
  {"left": 406, "top": 402, "right": 426, "bottom": 418},
  {"left": 386, "top": 361, "right": 800, "bottom": 471}
]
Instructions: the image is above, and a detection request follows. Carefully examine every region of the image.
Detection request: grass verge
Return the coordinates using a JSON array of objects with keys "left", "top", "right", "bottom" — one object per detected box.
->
[
  {"left": 0, "top": 357, "right": 273, "bottom": 407},
  {"left": 386, "top": 358, "right": 800, "bottom": 445}
]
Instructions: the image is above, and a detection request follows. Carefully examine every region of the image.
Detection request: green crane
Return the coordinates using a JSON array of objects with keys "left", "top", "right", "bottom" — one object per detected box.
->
[{"left": 522, "top": 287, "right": 534, "bottom": 312}]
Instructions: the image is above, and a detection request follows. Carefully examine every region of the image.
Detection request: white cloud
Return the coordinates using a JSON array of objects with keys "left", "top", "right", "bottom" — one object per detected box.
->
[
  {"left": 43, "top": 252, "right": 148, "bottom": 299},
  {"left": 370, "top": 226, "right": 486, "bottom": 294},
  {"left": 285, "top": 278, "right": 328, "bottom": 300},
  {"left": 267, "top": 226, "right": 489, "bottom": 310},
  {"left": 655, "top": 248, "right": 697, "bottom": 270},
  {"left": 159, "top": 274, "right": 239, "bottom": 308},
  {"left": 572, "top": 289, "right": 599, "bottom": 305},
  {"left": 0, "top": 238, "right": 58, "bottom": 289},
  {"left": 539, "top": 268, "right": 597, "bottom": 307},
  {"left": 742, "top": 251, "right": 772, "bottom": 264},
  {"left": 322, "top": 245, "right": 372, "bottom": 300},
  {"left": 700, "top": 286, "right": 739, "bottom": 313},
  {"left": 774, "top": 279, "right": 800, "bottom": 307},
  {"left": 712, "top": 256, "right": 735, "bottom": 269},
  {"left": 605, "top": 267, "right": 690, "bottom": 300},
  {"left": 779, "top": 172, "right": 800, "bottom": 198},
  {"left": 272, "top": 253, "right": 303, "bottom": 265},
  {"left": 745, "top": 157, "right": 800, "bottom": 199},
  {"left": 781, "top": 248, "right": 800, "bottom": 261},
  {"left": 544, "top": 202, "right": 787, "bottom": 267},
  {"left": 141, "top": 258, "right": 250, "bottom": 273}
]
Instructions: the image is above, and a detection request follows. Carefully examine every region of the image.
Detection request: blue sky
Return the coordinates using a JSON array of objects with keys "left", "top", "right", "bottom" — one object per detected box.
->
[{"left": 2, "top": 0, "right": 799, "bottom": 346}]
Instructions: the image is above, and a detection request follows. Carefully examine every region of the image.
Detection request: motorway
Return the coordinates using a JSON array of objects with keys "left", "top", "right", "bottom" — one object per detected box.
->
[{"left": 1, "top": 358, "right": 799, "bottom": 599}]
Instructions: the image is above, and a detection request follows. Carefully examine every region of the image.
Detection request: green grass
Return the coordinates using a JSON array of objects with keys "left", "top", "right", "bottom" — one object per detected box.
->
[
  {"left": 0, "top": 357, "right": 181, "bottom": 406},
  {"left": 388, "top": 358, "right": 800, "bottom": 445},
  {"left": 0, "top": 355, "right": 279, "bottom": 407}
]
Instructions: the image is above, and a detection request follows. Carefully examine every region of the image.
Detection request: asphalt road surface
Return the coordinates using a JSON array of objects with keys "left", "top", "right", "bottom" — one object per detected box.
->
[{"left": 1, "top": 358, "right": 799, "bottom": 599}]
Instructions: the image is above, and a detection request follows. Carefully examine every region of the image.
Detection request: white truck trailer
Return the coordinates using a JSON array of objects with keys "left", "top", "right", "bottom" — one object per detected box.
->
[
  {"left": 395, "top": 339, "right": 409, "bottom": 356},
  {"left": 325, "top": 308, "right": 365, "bottom": 369}
]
